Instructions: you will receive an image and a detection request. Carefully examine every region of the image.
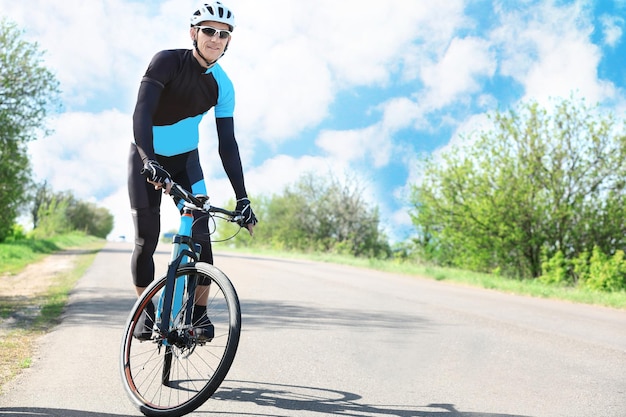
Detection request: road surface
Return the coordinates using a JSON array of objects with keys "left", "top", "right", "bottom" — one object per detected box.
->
[{"left": 0, "top": 241, "right": 625, "bottom": 417}]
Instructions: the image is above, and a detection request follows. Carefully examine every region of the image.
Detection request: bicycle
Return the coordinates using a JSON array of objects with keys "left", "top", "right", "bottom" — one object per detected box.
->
[{"left": 120, "top": 182, "right": 243, "bottom": 417}]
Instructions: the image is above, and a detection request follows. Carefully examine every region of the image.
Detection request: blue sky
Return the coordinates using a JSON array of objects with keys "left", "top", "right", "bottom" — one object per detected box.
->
[{"left": 1, "top": 0, "right": 625, "bottom": 242}]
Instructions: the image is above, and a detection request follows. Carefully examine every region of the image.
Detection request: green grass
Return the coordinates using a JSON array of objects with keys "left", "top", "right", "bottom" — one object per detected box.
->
[
  {"left": 0, "top": 233, "right": 104, "bottom": 322},
  {"left": 212, "top": 244, "right": 626, "bottom": 310},
  {"left": 0, "top": 233, "right": 105, "bottom": 392},
  {"left": 0, "top": 232, "right": 102, "bottom": 275}
]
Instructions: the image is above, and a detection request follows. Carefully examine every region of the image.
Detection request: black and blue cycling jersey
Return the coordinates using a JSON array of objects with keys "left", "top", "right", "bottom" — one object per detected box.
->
[
  {"left": 130, "top": 48, "right": 246, "bottom": 200},
  {"left": 128, "top": 48, "right": 248, "bottom": 287},
  {"left": 137, "top": 49, "right": 235, "bottom": 157}
]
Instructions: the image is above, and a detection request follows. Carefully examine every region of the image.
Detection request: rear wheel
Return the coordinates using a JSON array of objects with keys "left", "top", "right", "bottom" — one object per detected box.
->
[{"left": 120, "top": 262, "right": 241, "bottom": 417}]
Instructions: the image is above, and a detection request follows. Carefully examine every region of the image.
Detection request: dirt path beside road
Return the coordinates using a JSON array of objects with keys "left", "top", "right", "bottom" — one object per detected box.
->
[
  {"left": 0, "top": 251, "right": 80, "bottom": 332},
  {"left": 0, "top": 250, "right": 88, "bottom": 390}
]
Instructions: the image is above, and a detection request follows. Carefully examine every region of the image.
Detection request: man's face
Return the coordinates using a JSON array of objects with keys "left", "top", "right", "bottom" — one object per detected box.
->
[{"left": 191, "top": 20, "right": 231, "bottom": 64}]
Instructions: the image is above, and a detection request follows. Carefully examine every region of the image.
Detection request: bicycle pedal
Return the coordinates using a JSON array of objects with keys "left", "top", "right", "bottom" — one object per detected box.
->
[
  {"left": 192, "top": 328, "right": 214, "bottom": 343},
  {"left": 134, "top": 331, "right": 154, "bottom": 342}
]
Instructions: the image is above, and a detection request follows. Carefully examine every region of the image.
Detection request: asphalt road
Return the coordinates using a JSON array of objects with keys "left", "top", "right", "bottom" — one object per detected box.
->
[{"left": 0, "top": 241, "right": 625, "bottom": 417}]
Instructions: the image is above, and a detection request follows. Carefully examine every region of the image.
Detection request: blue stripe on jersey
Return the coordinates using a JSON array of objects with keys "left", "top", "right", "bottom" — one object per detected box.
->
[
  {"left": 153, "top": 114, "right": 203, "bottom": 156},
  {"left": 207, "top": 64, "right": 235, "bottom": 118}
]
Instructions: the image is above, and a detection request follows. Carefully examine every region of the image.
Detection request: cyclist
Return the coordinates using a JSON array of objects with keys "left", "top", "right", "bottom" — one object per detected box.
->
[{"left": 127, "top": 1, "right": 257, "bottom": 340}]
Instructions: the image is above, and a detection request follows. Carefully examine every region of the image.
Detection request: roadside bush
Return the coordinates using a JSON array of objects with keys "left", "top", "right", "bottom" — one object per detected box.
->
[
  {"left": 5, "top": 224, "right": 27, "bottom": 242},
  {"left": 539, "top": 249, "right": 571, "bottom": 285},
  {"left": 580, "top": 247, "right": 626, "bottom": 292},
  {"left": 31, "top": 187, "right": 113, "bottom": 239},
  {"left": 539, "top": 246, "right": 626, "bottom": 292},
  {"left": 33, "top": 196, "right": 71, "bottom": 238}
]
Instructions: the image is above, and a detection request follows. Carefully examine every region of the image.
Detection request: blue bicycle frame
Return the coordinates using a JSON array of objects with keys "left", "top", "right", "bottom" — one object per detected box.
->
[{"left": 155, "top": 207, "right": 199, "bottom": 342}]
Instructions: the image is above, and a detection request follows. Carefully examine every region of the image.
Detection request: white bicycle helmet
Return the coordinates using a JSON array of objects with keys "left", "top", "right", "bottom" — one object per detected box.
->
[{"left": 190, "top": 1, "right": 236, "bottom": 31}]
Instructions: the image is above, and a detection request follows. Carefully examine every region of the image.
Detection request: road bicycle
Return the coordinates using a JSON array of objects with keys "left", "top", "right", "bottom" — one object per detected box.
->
[{"left": 120, "top": 182, "right": 242, "bottom": 417}]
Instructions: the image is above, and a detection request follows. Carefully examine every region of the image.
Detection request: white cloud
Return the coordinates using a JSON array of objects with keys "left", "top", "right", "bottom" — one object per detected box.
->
[
  {"left": 380, "top": 97, "right": 422, "bottom": 131},
  {"left": 420, "top": 36, "right": 496, "bottom": 110},
  {"left": 600, "top": 14, "right": 624, "bottom": 47},
  {"left": 493, "top": 1, "right": 616, "bottom": 104},
  {"left": 1, "top": 0, "right": 163, "bottom": 107},
  {"left": 246, "top": 154, "right": 334, "bottom": 195},
  {"left": 226, "top": 0, "right": 468, "bottom": 146},
  {"left": 314, "top": 96, "right": 422, "bottom": 170},
  {"left": 227, "top": 34, "right": 334, "bottom": 144},
  {"left": 315, "top": 125, "right": 393, "bottom": 168},
  {"left": 233, "top": 0, "right": 466, "bottom": 85},
  {"left": 29, "top": 110, "right": 130, "bottom": 197},
  {"left": 398, "top": 2, "right": 471, "bottom": 82}
]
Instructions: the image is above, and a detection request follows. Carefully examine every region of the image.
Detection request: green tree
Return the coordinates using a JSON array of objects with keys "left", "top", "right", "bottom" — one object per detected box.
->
[
  {"left": 228, "top": 172, "right": 390, "bottom": 258},
  {"left": 33, "top": 189, "right": 114, "bottom": 239},
  {"left": 409, "top": 97, "right": 626, "bottom": 280},
  {"left": 66, "top": 200, "right": 114, "bottom": 239},
  {"left": 34, "top": 193, "right": 71, "bottom": 238},
  {"left": 31, "top": 180, "right": 53, "bottom": 229},
  {"left": 0, "top": 18, "right": 60, "bottom": 241},
  {"left": 0, "top": 132, "right": 31, "bottom": 240}
]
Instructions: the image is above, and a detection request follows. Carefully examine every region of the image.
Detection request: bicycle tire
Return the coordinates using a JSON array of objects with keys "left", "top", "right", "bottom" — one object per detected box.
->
[{"left": 120, "top": 262, "right": 241, "bottom": 417}]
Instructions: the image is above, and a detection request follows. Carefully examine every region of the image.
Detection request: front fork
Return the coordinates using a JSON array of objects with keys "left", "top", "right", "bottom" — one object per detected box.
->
[{"left": 155, "top": 235, "right": 201, "bottom": 345}]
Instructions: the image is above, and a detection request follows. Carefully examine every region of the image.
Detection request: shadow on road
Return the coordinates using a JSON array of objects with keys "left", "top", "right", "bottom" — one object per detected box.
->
[
  {"left": 0, "top": 408, "right": 130, "bottom": 417},
  {"left": 0, "top": 380, "right": 530, "bottom": 417},
  {"left": 207, "top": 379, "right": 533, "bottom": 417},
  {"left": 0, "top": 381, "right": 533, "bottom": 417},
  {"left": 52, "top": 295, "right": 428, "bottom": 332}
]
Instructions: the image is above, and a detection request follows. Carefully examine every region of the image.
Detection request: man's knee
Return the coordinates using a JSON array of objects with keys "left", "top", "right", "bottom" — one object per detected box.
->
[
  {"left": 131, "top": 207, "right": 161, "bottom": 287},
  {"left": 133, "top": 207, "right": 161, "bottom": 248}
]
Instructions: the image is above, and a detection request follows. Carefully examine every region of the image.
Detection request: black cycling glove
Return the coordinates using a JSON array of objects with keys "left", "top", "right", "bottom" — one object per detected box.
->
[
  {"left": 141, "top": 160, "right": 171, "bottom": 185},
  {"left": 235, "top": 198, "right": 258, "bottom": 228}
]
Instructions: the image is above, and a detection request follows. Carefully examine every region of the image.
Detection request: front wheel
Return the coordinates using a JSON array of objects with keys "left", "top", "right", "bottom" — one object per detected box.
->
[{"left": 120, "top": 263, "right": 241, "bottom": 417}]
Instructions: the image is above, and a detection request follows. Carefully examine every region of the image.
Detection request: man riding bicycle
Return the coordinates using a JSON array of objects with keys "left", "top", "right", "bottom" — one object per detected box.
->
[{"left": 127, "top": 1, "right": 257, "bottom": 340}]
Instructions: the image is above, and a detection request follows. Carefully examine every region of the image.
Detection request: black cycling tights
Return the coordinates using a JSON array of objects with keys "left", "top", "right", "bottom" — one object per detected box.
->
[{"left": 128, "top": 143, "right": 213, "bottom": 288}]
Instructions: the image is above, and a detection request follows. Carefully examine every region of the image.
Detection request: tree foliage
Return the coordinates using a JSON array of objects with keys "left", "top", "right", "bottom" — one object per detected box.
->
[
  {"left": 0, "top": 18, "right": 60, "bottom": 242},
  {"left": 32, "top": 184, "right": 114, "bottom": 239},
  {"left": 0, "top": 131, "right": 30, "bottom": 241},
  {"left": 409, "top": 97, "right": 626, "bottom": 287},
  {"left": 219, "top": 172, "right": 390, "bottom": 258},
  {"left": 31, "top": 180, "right": 53, "bottom": 229}
]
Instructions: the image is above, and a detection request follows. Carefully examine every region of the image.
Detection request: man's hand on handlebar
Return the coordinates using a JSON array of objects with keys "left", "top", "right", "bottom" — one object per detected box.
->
[
  {"left": 141, "top": 160, "right": 173, "bottom": 194},
  {"left": 236, "top": 198, "right": 257, "bottom": 236}
]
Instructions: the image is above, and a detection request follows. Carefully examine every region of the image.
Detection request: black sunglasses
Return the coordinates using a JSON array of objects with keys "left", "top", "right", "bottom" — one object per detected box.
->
[{"left": 196, "top": 26, "right": 231, "bottom": 39}]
